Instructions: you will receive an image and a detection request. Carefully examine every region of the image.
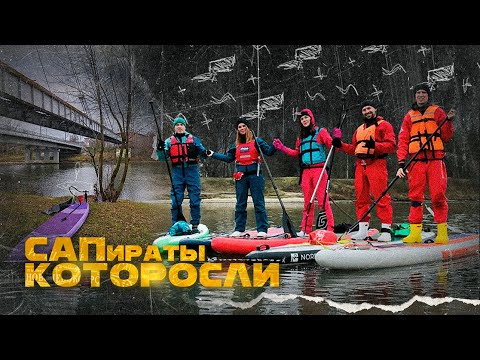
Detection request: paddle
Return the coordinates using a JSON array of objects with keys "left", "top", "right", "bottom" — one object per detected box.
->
[
  {"left": 316, "top": 99, "right": 348, "bottom": 230},
  {"left": 149, "top": 101, "right": 186, "bottom": 223},
  {"left": 61, "top": 186, "right": 88, "bottom": 222},
  {"left": 339, "top": 113, "right": 452, "bottom": 240},
  {"left": 252, "top": 130, "right": 297, "bottom": 238},
  {"left": 304, "top": 148, "right": 334, "bottom": 232}
]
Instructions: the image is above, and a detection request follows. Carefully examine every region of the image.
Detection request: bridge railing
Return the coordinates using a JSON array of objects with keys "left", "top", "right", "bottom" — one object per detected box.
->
[
  {"left": 0, "top": 123, "right": 83, "bottom": 148},
  {"left": 0, "top": 60, "right": 121, "bottom": 143}
]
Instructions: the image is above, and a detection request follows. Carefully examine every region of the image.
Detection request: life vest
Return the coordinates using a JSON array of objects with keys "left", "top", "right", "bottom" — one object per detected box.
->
[
  {"left": 299, "top": 128, "right": 327, "bottom": 166},
  {"left": 169, "top": 134, "right": 199, "bottom": 165},
  {"left": 407, "top": 105, "right": 444, "bottom": 154},
  {"left": 355, "top": 120, "right": 383, "bottom": 158},
  {"left": 235, "top": 140, "right": 260, "bottom": 166}
]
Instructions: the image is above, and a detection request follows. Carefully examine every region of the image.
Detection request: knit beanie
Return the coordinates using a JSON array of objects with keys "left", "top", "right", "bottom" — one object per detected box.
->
[
  {"left": 360, "top": 99, "right": 378, "bottom": 111},
  {"left": 173, "top": 117, "right": 187, "bottom": 126},
  {"left": 235, "top": 118, "right": 251, "bottom": 129},
  {"left": 413, "top": 83, "right": 431, "bottom": 97}
]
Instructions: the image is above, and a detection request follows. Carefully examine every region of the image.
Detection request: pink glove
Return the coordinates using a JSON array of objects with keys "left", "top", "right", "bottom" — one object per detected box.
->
[
  {"left": 273, "top": 138, "right": 288, "bottom": 153},
  {"left": 333, "top": 127, "right": 342, "bottom": 139}
]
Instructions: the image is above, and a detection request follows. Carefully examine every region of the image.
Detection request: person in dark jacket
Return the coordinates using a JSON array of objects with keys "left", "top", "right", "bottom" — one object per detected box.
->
[{"left": 156, "top": 117, "right": 209, "bottom": 233}]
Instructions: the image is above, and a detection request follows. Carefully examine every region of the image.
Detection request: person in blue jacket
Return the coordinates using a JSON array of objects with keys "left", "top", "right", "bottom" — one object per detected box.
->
[
  {"left": 207, "top": 119, "right": 276, "bottom": 238},
  {"left": 157, "top": 117, "right": 210, "bottom": 233}
]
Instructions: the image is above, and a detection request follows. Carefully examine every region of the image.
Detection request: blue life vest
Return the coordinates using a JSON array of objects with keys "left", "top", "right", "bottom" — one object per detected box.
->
[{"left": 299, "top": 128, "right": 326, "bottom": 166}]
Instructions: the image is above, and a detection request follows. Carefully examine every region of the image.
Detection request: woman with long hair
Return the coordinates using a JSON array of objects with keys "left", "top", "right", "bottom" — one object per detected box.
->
[{"left": 208, "top": 119, "right": 276, "bottom": 238}]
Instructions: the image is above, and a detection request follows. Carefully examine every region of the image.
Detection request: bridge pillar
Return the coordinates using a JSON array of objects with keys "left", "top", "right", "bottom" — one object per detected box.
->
[{"left": 24, "top": 146, "right": 60, "bottom": 164}]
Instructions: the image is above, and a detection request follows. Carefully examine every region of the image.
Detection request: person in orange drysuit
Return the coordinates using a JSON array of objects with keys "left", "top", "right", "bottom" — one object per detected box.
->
[
  {"left": 273, "top": 108, "right": 335, "bottom": 236},
  {"left": 396, "top": 84, "right": 455, "bottom": 244},
  {"left": 332, "top": 100, "right": 396, "bottom": 241}
]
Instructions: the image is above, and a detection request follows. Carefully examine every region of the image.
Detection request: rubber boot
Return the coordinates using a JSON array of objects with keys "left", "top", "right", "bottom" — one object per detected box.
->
[
  {"left": 435, "top": 223, "right": 449, "bottom": 244},
  {"left": 403, "top": 223, "right": 423, "bottom": 243},
  {"left": 377, "top": 224, "right": 392, "bottom": 242},
  {"left": 351, "top": 222, "right": 369, "bottom": 240},
  {"left": 191, "top": 224, "right": 199, "bottom": 234}
]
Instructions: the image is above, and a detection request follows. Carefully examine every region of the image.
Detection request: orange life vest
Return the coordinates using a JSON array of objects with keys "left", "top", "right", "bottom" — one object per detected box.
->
[
  {"left": 355, "top": 120, "right": 383, "bottom": 158},
  {"left": 235, "top": 140, "right": 260, "bottom": 165},
  {"left": 169, "top": 134, "right": 199, "bottom": 165},
  {"left": 407, "top": 105, "right": 444, "bottom": 153}
]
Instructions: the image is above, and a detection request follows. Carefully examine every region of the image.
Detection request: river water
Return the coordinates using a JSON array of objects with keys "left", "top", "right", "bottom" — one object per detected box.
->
[{"left": 0, "top": 162, "right": 478, "bottom": 315}]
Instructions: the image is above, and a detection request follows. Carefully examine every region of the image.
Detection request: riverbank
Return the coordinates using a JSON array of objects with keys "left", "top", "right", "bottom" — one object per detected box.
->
[{"left": 201, "top": 177, "right": 479, "bottom": 202}]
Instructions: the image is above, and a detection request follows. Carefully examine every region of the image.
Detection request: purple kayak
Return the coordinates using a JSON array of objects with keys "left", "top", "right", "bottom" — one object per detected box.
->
[{"left": 7, "top": 201, "right": 90, "bottom": 262}]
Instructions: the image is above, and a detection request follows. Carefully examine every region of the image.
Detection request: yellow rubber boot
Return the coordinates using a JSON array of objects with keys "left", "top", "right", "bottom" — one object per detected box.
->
[
  {"left": 403, "top": 223, "right": 423, "bottom": 243},
  {"left": 435, "top": 223, "right": 449, "bottom": 244}
]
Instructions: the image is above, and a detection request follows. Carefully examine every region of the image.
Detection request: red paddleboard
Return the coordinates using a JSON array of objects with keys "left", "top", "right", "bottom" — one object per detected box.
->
[{"left": 211, "top": 227, "right": 308, "bottom": 255}]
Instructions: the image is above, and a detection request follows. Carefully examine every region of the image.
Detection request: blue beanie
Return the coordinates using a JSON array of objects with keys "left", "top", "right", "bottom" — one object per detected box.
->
[{"left": 173, "top": 117, "right": 187, "bottom": 126}]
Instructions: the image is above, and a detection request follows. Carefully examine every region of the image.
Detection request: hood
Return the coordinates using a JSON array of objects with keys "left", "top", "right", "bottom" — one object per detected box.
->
[{"left": 298, "top": 108, "right": 316, "bottom": 127}]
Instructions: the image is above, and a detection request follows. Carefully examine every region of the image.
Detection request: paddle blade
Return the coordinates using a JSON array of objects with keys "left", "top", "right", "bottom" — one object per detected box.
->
[
  {"left": 315, "top": 210, "right": 327, "bottom": 230},
  {"left": 282, "top": 212, "right": 297, "bottom": 238}
]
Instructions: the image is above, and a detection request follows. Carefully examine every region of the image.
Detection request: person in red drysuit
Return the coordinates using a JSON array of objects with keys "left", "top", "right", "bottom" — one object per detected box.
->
[
  {"left": 396, "top": 84, "right": 455, "bottom": 244},
  {"left": 332, "top": 100, "right": 396, "bottom": 241}
]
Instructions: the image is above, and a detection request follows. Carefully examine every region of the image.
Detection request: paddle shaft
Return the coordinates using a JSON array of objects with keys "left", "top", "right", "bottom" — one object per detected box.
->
[
  {"left": 149, "top": 101, "right": 186, "bottom": 222},
  {"left": 303, "top": 100, "right": 347, "bottom": 231},
  {"left": 345, "top": 114, "right": 451, "bottom": 235}
]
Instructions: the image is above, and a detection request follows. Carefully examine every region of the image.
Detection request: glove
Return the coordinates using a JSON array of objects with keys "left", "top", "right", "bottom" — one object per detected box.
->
[
  {"left": 332, "top": 137, "right": 342, "bottom": 148},
  {"left": 362, "top": 137, "right": 375, "bottom": 149},
  {"left": 273, "top": 138, "right": 288, "bottom": 153},
  {"left": 157, "top": 138, "right": 165, "bottom": 150},
  {"left": 233, "top": 172, "right": 244, "bottom": 181},
  {"left": 332, "top": 127, "right": 342, "bottom": 139}
]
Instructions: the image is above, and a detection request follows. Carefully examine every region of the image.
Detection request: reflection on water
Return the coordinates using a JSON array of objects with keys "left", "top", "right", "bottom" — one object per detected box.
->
[
  {"left": 1, "top": 252, "right": 478, "bottom": 315},
  {"left": 0, "top": 162, "right": 478, "bottom": 315},
  {"left": 0, "top": 162, "right": 171, "bottom": 201}
]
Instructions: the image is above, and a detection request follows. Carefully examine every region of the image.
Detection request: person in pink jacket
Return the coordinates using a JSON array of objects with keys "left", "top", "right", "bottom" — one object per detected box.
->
[{"left": 273, "top": 108, "right": 336, "bottom": 236}]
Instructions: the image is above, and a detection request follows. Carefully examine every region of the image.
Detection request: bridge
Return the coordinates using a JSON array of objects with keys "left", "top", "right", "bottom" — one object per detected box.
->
[{"left": 0, "top": 60, "right": 121, "bottom": 163}]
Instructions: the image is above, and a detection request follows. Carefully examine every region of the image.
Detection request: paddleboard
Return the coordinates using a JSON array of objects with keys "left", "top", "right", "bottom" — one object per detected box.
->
[
  {"left": 244, "top": 229, "right": 436, "bottom": 264},
  {"left": 153, "top": 224, "right": 210, "bottom": 253},
  {"left": 210, "top": 226, "right": 308, "bottom": 255},
  {"left": 314, "top": 232, "right": 479, "bottom": 270},
  {"left": 7, "top": 200, "right": 90, "bottom": 262}
]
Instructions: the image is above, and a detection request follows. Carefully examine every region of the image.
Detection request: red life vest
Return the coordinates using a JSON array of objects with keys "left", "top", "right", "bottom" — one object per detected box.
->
[
  {"left": 407, "top": 105, "right": 444, "bottom": 153},
  {"left": 235, "top": 140, "right": 260, "bottom": 165},
  {"left": 169, "top": 134, "right": 199, "bottom": 165},
  {"left": 355, "top": 120, "right": 383, "bottom": 158}
]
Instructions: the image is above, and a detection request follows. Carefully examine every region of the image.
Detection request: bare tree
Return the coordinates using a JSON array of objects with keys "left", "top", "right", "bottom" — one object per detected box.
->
[{"left": 63, "top": 45, "right": 150, "bottom": 202}]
